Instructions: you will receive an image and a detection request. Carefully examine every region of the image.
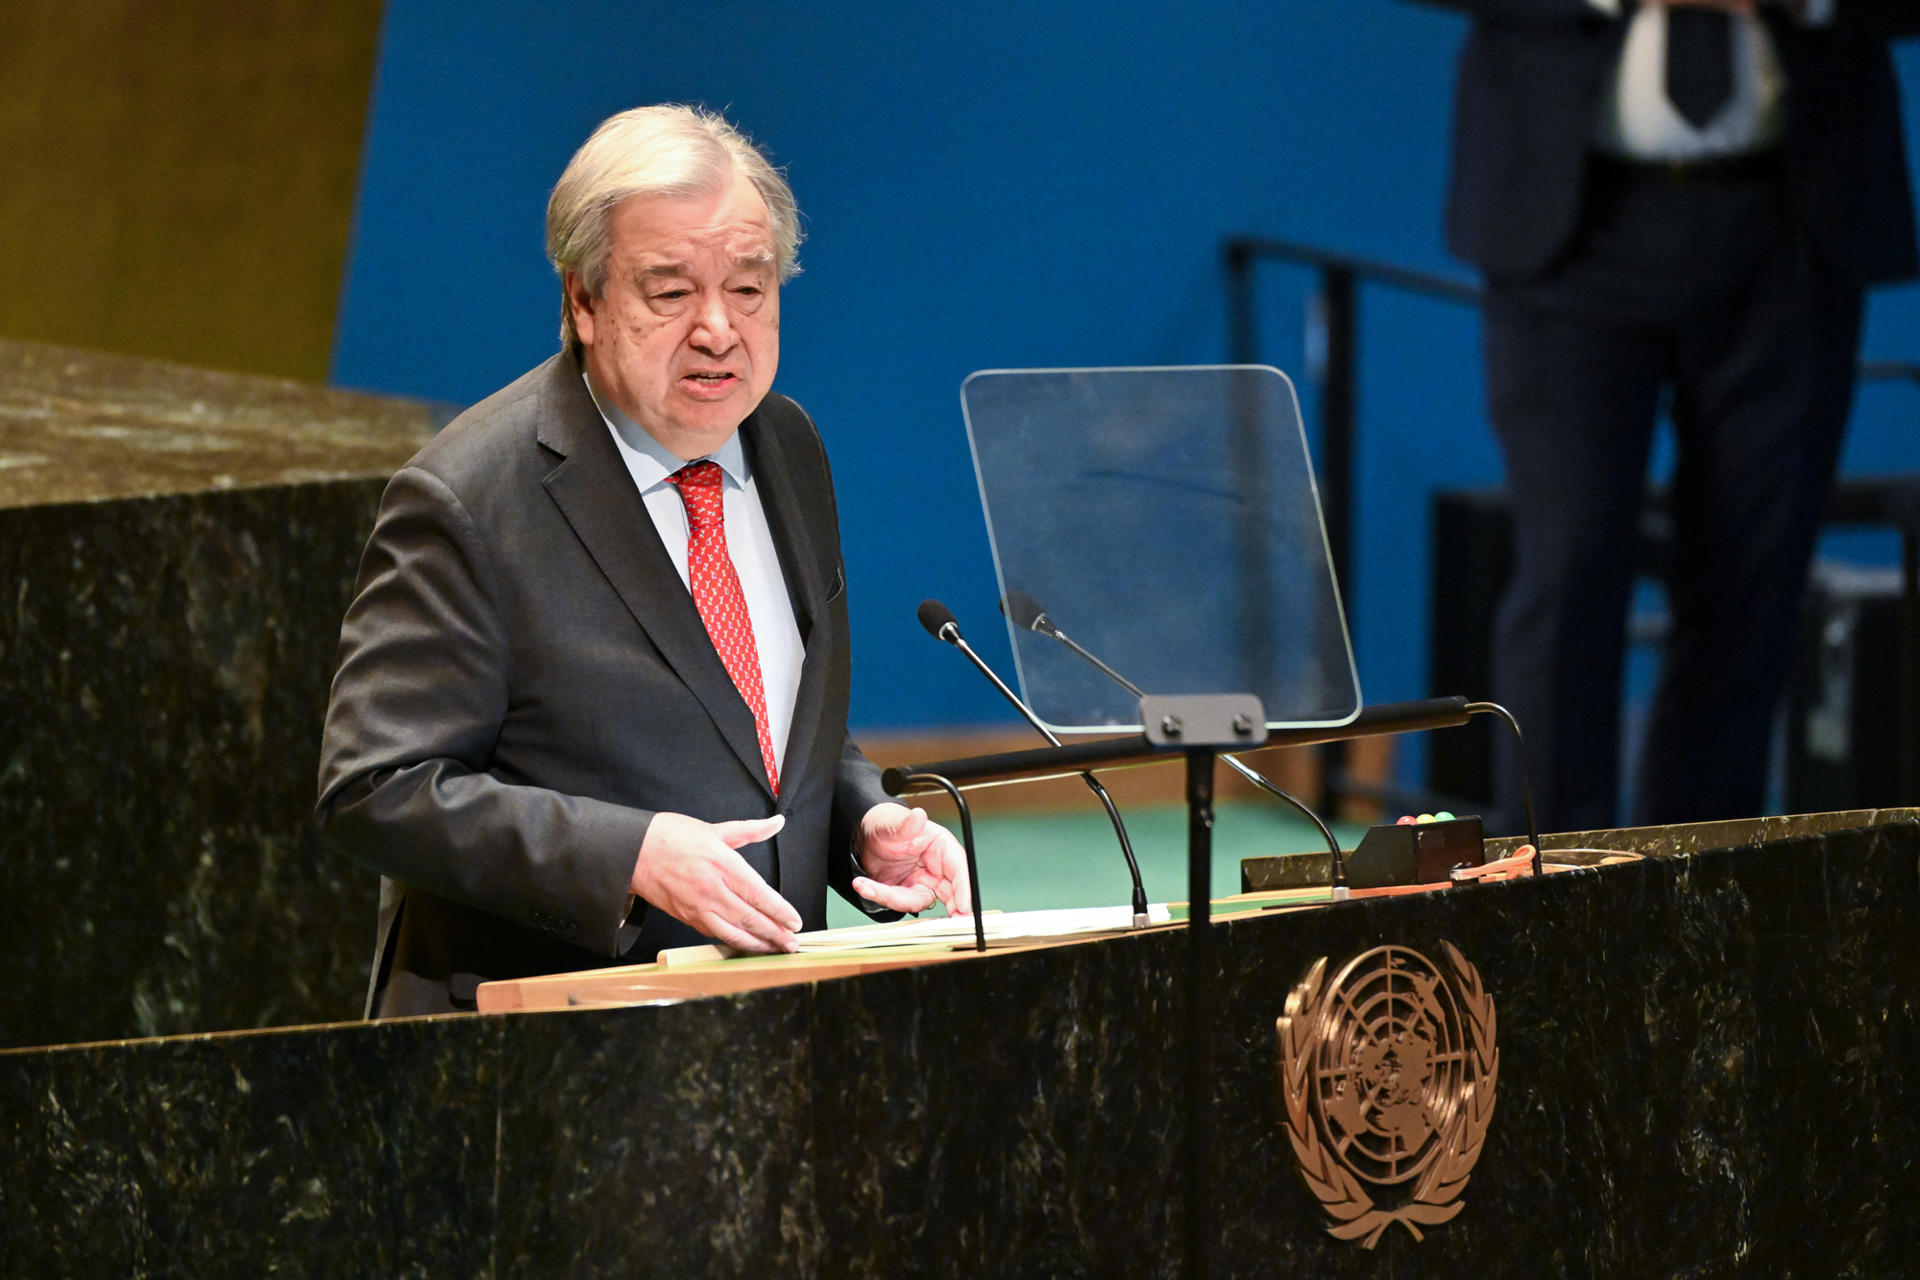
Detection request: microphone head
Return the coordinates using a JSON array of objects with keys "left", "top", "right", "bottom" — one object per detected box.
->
[
  {"left": 1001, "top": 589, "right": 1051, "bottom": 634},
  {"left": 917, "top": 598, "right": 961, "bottom": 643}
]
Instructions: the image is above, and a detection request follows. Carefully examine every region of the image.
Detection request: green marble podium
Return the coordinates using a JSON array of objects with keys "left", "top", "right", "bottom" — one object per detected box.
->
[
  {"left": 0, "top": 338, "right": 441, "bottom": 1049},
  {"left": 5, "top": 810, "right": 1917, "bottom": 1276}
]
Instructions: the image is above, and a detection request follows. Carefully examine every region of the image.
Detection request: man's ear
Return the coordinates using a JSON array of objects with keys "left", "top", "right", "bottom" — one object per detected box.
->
[{"left": 563, "top": 271, "right": 597, "bottom": 347}]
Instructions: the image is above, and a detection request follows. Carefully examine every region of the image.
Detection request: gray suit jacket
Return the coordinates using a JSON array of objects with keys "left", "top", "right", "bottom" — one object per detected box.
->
[{"left": 317, "top": 353, "right": 890, "bottom": 1015}]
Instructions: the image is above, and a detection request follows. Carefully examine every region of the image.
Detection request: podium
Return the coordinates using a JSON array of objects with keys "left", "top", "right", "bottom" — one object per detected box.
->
[
  {"left": 0, "top": 337, "right": 443, "bottom": 1051},
  {"left": 5, "top": 809, "right": 1918, "bottom": 1275}
]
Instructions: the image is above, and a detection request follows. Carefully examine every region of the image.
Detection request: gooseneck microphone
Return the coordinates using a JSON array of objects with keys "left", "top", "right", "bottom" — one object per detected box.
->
[
  {"left": 917, "top": 599, "right": 1152, "bottom": 928},
  {"left": 998, "top": 591, "right": 1351, "bottom": 894}
]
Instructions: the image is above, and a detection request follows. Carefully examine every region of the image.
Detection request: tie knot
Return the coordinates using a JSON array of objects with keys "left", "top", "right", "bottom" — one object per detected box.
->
[{"left": 668, "top": 460, "right": 724, "bottom": 526}]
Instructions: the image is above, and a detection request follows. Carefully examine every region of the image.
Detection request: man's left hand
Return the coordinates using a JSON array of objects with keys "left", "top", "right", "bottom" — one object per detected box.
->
[{"left": 852, "top": 802, "right": 973, "bottom": 917}]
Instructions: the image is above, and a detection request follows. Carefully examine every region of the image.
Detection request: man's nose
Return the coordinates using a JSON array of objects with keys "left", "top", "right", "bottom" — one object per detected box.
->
[{"left": 689, "top": 293, "right": 737, "bottom": 353}]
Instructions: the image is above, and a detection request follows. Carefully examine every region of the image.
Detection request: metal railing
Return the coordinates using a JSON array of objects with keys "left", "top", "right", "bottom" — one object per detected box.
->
[
  {"left": 1224, "top": 237, "right": 1479, "bottom": 602},
  {"left": 1223, "top": 234, "right": 1920, "bottom": 811}
]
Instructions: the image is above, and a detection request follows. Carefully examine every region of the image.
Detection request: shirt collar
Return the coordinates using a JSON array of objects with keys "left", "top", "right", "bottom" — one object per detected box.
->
[{"left": 582, "top": 370, "right": 750, "bottom": 491}]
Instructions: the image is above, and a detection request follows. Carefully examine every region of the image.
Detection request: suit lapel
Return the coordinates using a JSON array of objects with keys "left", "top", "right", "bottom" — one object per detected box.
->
[
  {"left": 741, "top": 406, "right": 835, "bottom": 803},
  {"left": 742, "top": 411, "right": 825, "bottom": 642},
  {"left": 536, "top": 361, "right": 770, "bottom": 793}
]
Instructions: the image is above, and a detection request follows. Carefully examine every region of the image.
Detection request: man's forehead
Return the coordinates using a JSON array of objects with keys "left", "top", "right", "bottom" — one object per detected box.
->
[
  {"left": 614, "top": 229, "right": 774, "bottom": 279},
  {"left": 632, "top": 242, "right": 774, "bottom": 272},
  {"left": 608, "top": 178, "right": 773, "bottom": 257}
]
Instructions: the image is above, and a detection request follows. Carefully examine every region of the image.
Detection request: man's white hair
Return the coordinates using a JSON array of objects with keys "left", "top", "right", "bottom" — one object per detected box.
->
[{"left": 545, "top": 104, "right": 802, "bottom": 353}]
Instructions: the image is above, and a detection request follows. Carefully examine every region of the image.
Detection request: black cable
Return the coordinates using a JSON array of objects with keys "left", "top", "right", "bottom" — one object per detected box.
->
[
  {"left": 899, "top": 772, "right": 985, "bottom": 953},
  {"left": 1217, "top": 754, "right": 1349, "bottom": 893},
  {"left": 1465, "top": 701, "right": 1540, "bottom": 858}
]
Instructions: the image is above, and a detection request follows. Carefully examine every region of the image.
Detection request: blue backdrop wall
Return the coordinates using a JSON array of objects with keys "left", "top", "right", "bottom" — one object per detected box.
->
[{"left": 332, "top": 1, "right": 1920, "bottom": 779}]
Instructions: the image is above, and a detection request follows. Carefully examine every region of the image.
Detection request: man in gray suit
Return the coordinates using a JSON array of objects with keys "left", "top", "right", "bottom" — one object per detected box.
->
[{"left": 318, "top": 105, "right": 969, "bottom": 1017}]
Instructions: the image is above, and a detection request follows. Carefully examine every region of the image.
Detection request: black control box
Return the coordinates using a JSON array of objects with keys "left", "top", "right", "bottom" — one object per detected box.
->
[{"left": 1346, "top": 816, "right": 1486, "bottom": 888}]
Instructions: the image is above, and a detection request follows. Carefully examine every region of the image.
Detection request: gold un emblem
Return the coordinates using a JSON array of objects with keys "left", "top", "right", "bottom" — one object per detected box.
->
[{"left": 1276, "top": 942, "right": 1498, "bottom": 1248}]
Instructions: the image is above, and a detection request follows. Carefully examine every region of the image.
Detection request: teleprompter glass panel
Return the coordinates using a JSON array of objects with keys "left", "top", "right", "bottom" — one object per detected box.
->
[{"left": 960, "top": 366, "right": 1360, "bottom": 733}]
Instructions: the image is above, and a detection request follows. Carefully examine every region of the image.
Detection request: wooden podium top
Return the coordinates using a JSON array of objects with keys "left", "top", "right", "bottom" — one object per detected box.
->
[
  {"left": 474, "top": 846, "right": 1667, "bottom": 1015},
  {"left": 477, "top": 938, "right": 1030, "bottom": 1014},
  {"left": 474, "top": 891, "right": 1333, "bottom": 1014}
]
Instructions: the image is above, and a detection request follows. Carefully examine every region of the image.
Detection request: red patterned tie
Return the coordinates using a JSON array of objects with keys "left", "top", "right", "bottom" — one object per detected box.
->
[{"left": 667, "top": 461, "right": 779, "bottom": 795}]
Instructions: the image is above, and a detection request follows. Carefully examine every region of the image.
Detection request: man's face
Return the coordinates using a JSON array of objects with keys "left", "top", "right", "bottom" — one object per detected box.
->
[{"left": 567, "top": 169, "right": 780, "bottom": 460}]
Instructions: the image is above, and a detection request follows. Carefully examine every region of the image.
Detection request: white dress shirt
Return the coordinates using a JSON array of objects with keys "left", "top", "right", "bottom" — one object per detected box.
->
[
  {"left": 584, "top": 373, "right": 805, "bottom": 777},
  {"left": 1586, "top": 0, "right": 1832, "bottom": 161}
]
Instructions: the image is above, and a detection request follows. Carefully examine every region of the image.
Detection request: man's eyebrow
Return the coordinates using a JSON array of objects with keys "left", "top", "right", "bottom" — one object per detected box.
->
[{"left": 633, "top": 253, "right": 771, "bottom": 278}]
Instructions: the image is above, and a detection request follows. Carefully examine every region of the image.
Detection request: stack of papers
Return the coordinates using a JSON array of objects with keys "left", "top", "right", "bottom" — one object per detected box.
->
[{"left": 794, "top": 904, "right": 1173, "bottom": 952}]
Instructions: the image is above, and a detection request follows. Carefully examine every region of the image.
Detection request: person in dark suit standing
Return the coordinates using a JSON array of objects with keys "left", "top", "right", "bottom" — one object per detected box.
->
[
  {"left": 1420, "top": 0, "right": 1919, "bottom": 831},
  {"left": 318, "top": 105, "right": 969, "bottom": 1016}
]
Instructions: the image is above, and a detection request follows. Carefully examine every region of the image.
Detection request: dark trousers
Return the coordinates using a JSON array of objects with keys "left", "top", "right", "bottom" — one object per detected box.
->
[{"left": 1484, "top": 155, "right": 1864, "bottom": 832}]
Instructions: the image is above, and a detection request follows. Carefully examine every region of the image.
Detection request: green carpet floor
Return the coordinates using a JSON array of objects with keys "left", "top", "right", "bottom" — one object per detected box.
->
[{"left": 825, "top": 802, "right": 1371, "bottom": 928}]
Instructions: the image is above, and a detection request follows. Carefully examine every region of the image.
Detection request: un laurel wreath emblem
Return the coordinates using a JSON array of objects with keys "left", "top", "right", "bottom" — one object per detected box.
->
[{"left": 1276, "top": 942, "right": 1498, "bottom": 1248}]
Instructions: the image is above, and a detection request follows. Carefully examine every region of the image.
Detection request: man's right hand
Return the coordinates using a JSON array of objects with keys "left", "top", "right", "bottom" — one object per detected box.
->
[{"left": 630, "top": 812, "right": 801, "bottom": 953}]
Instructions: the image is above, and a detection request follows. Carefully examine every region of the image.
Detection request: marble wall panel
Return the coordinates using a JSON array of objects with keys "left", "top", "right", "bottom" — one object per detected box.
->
[
  {"left": 0, "top": 338, "right": 441, "bottom": 1050},
  {"left": 808, "top": 936, "right": 1191, "bottom": 1277},
  {"left": 0, "top": 1016, "right": 500, "bottom": 1277},
  {"left": 490, "top": 991, "right": 821, "bottom": 1277},
  {"left": 1, "top": 482, "right": 390, "bottom": 1048},
  {"left": 1203, "top": 820, "right": 1920, "bottom": 1278}
]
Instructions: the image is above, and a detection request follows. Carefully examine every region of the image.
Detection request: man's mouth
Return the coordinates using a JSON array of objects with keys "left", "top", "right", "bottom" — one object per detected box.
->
[{"left": 685, "top": 372, "right": 735, "bottom": 384}]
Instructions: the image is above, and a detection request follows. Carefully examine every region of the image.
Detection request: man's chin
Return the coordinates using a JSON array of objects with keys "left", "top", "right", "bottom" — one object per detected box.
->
[{"left": 655, "top": 402, "right": 764, "bottom": 458}]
